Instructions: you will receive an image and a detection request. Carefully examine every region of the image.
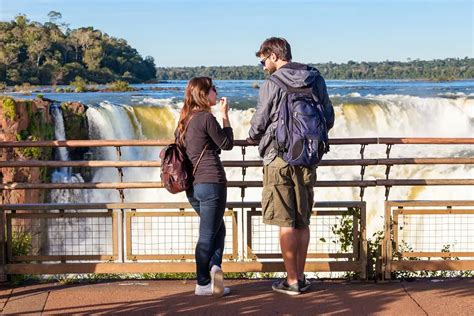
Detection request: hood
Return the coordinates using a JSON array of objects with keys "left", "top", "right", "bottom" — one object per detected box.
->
[{"left": 272, "top": 62, "right": 320, "bottom": 88}]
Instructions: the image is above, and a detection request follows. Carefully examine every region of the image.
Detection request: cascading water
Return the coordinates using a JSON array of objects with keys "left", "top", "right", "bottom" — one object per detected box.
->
[
  {"left": 83, "top": 93, "right": 473, "bottom": 236},
  {"left": 44, "top": 83, "right": 473, "bottom": 263},
  {"left": 49, "top": 104, "right": 87, "bottom": 204}
]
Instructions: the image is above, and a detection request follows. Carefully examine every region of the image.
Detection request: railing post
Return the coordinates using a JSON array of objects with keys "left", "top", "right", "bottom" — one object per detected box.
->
[
  {"left": 359, "top": 203, "right": 368, "bottom": 280},
  {"left": 0, "top": 209, "right": 6, "bottom": 282}
]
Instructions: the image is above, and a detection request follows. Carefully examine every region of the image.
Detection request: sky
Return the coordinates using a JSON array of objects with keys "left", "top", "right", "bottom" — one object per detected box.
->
[{"left": 0, "top": 0, "right": 472, "bottom": 67}]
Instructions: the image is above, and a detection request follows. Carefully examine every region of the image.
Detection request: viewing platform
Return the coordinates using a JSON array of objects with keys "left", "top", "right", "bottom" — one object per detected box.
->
[{"left": 1, "top": 278, "right": 473, "bottom": 315}]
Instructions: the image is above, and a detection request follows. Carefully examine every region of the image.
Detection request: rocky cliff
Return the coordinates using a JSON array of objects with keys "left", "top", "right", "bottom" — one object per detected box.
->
[{"left": 0, "top": 97, "right": 89, "bottom": 205}]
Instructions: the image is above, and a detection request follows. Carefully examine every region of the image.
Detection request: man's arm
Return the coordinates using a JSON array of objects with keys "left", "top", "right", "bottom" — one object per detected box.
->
[
  {"left": 314, "top": 75, "right": 335, "bottom": 131},
  {"left": 249, "top": 80, "right": 275, "bottom": 141}
]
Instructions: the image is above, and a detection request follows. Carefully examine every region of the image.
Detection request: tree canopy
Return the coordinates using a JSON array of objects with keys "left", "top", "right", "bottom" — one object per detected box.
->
[
  {"left": 156, "top": 58, "right": 474, "bottom": 81},
  {"left": 0, "top": 13, "right": 156, "bottom": 85}
]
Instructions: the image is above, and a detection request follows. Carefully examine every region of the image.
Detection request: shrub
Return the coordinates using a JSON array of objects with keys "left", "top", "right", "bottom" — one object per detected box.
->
[
  {"left": 70, "top": 76, "right": 88, "bottom": 92},
  {"left": 109, "top": 80, "right": 132, "bottom": 92},
  {"left": 2, "top": 97, "right": 16, "bottom": 120}
]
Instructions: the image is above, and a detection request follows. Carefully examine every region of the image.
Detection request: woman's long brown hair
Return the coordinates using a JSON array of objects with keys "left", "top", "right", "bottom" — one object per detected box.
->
[{"left": 177, "top": 76, "right": 213, "bottom": 144}]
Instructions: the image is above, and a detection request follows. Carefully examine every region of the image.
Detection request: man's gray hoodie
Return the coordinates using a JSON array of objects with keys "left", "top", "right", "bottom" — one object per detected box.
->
[{"left": 249, "top": 62, "right": 335, "bottom": 164}]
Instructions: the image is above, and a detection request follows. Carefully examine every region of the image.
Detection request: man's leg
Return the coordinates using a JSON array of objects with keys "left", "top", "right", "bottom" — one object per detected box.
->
[
  {"left": 296, "top": 226, "right": 310, "bottom": 280},
  {"left": 280, "top": 227, "right": 299, "bottom": 285}
]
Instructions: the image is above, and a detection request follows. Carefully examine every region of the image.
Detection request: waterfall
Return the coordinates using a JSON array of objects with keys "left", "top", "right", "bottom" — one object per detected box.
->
[
  {"left": 82, "top": 95, "right": 473, "bottom": 235},
  {"left": 49, "top": 104, "right": 87, "bottom": 204}
]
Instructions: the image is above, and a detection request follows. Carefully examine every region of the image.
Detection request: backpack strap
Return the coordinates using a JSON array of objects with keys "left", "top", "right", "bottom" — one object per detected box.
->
[{"left": 192, "top": 143, "right": 208, "bottom": 176}]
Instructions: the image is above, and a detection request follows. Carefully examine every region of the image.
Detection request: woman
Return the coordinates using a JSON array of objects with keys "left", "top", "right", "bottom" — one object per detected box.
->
[{"left": 176, "top": 77, "right": 233, "bottom": 297}]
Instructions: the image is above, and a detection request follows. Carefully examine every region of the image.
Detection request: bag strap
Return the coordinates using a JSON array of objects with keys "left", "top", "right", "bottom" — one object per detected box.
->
[
  {"left": 192, "top": 143, "right": 208, "bottom": 176},
  {"left": 178, "top": 113, "right": 209, "bottom": 176}
]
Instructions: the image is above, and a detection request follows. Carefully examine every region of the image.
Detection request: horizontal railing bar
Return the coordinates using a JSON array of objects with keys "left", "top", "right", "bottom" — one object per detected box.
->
[
  {"left": 390, "top": 260, "right": 474, "bottom": 271},
  {"left": 399, "top": 252, "right": 474, "bottom": 258},
  {"left": 2, "top": 179, "right": 473, "bottom": 190},
  {"left": 0, "top": 137, "right": 473, "bottom": 148},
  {"left": 386, "top": 200, "right": 474, "bottom": 207},
  {"left": 0, "top": 180, "right": 377, "bottom": 190},
  {"left": 377, "top": 158, "right": 474, "bottom": 165},
  {"left": 378, "top": 138, "right": 474, "bottom": 145},
  {"left": 395, "top": 209, "right": 474, "bottom": 215},
  {"left": 1, "top": 158, "right": 471, "bottom": 168},
  {"left": 377, "top": 179, "right": 474, "bottom": 186},
  {"left": 252, "top": 253, "right": 354, "bottom": 259},
  {"left": 6, "top": 261, "right": 364, "bottom": 274},
  {"left": 11, "top": 255, "right": 116, "bottom": 262},
  {"left": 0, "top": 201, "right": 365, "bottom": 211}
]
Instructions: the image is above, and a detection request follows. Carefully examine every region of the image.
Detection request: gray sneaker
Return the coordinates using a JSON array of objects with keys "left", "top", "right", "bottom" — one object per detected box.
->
[
  {"left": 272, "top": 279, "right": 301, "bottom": 296},
  {"left": 298, "top": 275, "right": 312, "bottom": 292}
]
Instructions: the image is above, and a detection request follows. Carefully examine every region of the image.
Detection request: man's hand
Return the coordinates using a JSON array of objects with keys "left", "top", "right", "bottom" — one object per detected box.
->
[{"left": 246, "top": 137, "right": 260, "bottom": 145}]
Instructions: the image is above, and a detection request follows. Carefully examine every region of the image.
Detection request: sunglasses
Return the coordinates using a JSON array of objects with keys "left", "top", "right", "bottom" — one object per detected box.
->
[
  {"left": 260, "top": 55, "right": 270, "bottom": 66},
  {"left": 211, "top": 85, "right": 217, "bottom": 93}
]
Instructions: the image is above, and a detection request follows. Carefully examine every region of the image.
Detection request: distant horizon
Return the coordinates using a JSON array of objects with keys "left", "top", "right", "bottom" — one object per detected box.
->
[
  {"left": 155, "top": 56, "right": 472, "bottom": 68},
  {"left": 1, "top": 0, "right": 472, "bottom": 67}
]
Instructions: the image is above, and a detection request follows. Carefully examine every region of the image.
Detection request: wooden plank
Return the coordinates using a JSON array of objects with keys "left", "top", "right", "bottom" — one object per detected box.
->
[
  {"left": 391, "top": 260, "right": 474, "bottom": 271},
  {"left": 6, "top": 214, "right": 12, "bottom": 263},
  {"left": 1, "top": 137, "right": 472, "bottom": 149},
  {"left": 359, "top": 203, "right": 368, "bottom": 280},
  {"left": 393, "top": 210, "right": 399, "bottom": 252},
  {"left": 0, "top": 160, "right": 162, "bottom": 168},
  {"left": 400, "top": 252, "right": 474, "bottom": 258},
  {"left": 397, "top": 209, "right": 474, "bottom": 215},
  {"left": 6, "top": 261, "right": 363, "bottom": 274},
  {"left": 383, "top": 201, "right": 392, "bottom": 280},
  {"left": 126, "top": 212, "right": 133, "bottom": 261},
  {"left": 11, "top": 255, "right": 116, "bottom": 262},
  {"left": 377, "top": 179, "right": 474, "bottom": 186},
  {"left": 0, "top": 180, "right": 378, "bottom": 190},
  {"left": 0, "top": 210, "right": 5, "bottom": 281},
  {"left": 252, "top": 253, "right": 355, "bottom": 259},
  {"left": 9, "top": 212, "right": 113, "bottom": 219},
  {"left": 378, "top": 137, "right": 474, "bottom": 144},
  {"left": 111, "top": 210, "right": 118, "bottom": 259},
  {"left": 128, "top": 254, "right": 235, "bottom": 260},
  {"left": 0, "top": 201, "right": 367, "bottom": 211},
  {"left": 230, "top": 210, "right": 238, "bottom": 260},
  {"left": 352, "top": 212, "right": 359, "bottom": 261},
  {"left": 0, "top": 158, "right": 393, "bottom": 168},
  {"left": 378, "top": 158, "right": 474, "bottom": 165},
  {"left": 386, "top": 200, "right": 474, "bottom": 208}
]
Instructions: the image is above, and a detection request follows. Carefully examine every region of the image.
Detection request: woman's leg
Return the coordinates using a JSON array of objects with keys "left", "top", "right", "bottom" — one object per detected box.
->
[
  {"left": 209, "top": 186, "right": 226, "bottom": 269},
  {"left": 192, "top": 183, "right": 226, "bottom": 286}
]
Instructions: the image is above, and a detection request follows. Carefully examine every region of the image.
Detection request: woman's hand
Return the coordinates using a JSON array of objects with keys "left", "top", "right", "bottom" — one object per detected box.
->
[
  {"left": 220, "top": 97, "right": 229, "bottom": 118},
  {"left": 220, "top": 97, "right": 231, "bottom": 128}
]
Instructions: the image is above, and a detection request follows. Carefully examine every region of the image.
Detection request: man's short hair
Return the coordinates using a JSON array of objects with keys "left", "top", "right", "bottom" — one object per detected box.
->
[{"left": 255, "top": 37, "right": 292, "bottom": 61}]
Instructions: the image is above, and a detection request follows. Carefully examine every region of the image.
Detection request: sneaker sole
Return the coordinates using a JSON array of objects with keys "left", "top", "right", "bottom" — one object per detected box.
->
[
  {"left": 212, "top": 269, "right": 224, "bottom": 297},
  {"left": 272, "top": 286, "right": 301, "bottom": 296}
]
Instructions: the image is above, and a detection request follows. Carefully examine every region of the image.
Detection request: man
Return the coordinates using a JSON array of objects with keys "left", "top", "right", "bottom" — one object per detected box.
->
[{"left": 248, "top": 37, "right": 334, "bottom": 295}]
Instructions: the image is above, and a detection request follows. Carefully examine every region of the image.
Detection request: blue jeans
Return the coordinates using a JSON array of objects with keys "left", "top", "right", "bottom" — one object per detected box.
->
[{"left": 186, "top": 183, "right": 227, "bottom": 286}]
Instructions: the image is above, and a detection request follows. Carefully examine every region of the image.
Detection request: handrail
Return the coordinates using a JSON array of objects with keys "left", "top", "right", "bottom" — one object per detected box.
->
[
  {"left": 1, "top": 179, "right": 473, "bottom": 190},
  {"left": 0, "top": 180, "right": 379, "bottom": 190},
  {"left": 0, "top": 201, "right": 366, "bottom": 211},
  {"left": 1, "top": 137, "right": 473, "bottom": 148},
  {"left": 0, "top": 158, "right": 472, "bottom": 168}
]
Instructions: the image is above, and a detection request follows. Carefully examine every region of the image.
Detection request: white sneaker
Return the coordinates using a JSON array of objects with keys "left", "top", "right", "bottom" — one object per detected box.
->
[
  {"left": 211, "top": 265, "right": 226, "bottom": 297},
  {"left": 195, "top": 283, "right": 212, "bottom": 296},
  {"left": 195, "top": 283, "right": 231, "bottom": 297}
]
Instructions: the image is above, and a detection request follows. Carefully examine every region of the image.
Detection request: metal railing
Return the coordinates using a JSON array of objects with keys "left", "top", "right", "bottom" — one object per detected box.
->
[
  {"left": 380, "top": 200, "right": 474, "bottom": 280},
  {"left": 0, "top": 201, "right": 367, "bottom": 279},
  {"left": 0, "top": 137, "right": 473, "bottom": 280}
]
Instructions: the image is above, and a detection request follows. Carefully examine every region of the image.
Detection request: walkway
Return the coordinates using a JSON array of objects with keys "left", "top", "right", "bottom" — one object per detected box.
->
[{"left": 1, "top": 278, "right": 473, "bottom": 315}]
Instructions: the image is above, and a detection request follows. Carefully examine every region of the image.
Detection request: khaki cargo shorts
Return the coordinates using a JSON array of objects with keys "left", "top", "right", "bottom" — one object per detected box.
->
[{"left": 261, "top": 156, "right": 317, "bottom": 228}]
